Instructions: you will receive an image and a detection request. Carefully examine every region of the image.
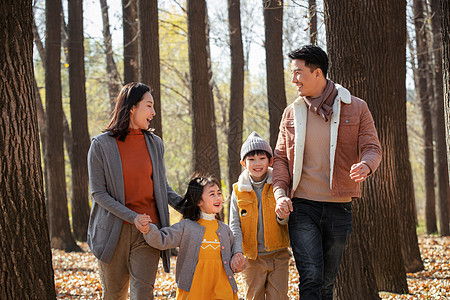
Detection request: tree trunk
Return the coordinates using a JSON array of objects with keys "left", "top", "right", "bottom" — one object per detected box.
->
[
  {"left": 390, "top": 10, "right": 424, "bottom": 273},
  {"left": 413, "top": 0, "right": 438, "bottom": 234},
  {"left": 0, "top": 1, "right": 56, "bottom": 298},
  {"left": 33, "top": 19, "right": 50, "bottom": 207},
  {"left": 384, "top": 0, "right": 424, "bottom": 274},
  {"left": 123, "top": 0, "right": 139, "bottom": 83},
  {"left": 263, "top": 0, "right": 286, "bottom": 150},
  {"left": 45, "top": 0, "right": 81, "bottom": 252},
  {"left": 187, "top": 0, "right": 221, "bottom": 181},
  {"left": 325, "top": 0, "right": 408, "bottom": 295},
  {"left": 335, "top": 206, "right": 379, "bottom": 299},
  {"left": 443, "top": 0, "right": 450, "bottom": 193},
  {"left": 430, "top": 0, "right": 449, "bottom": 236},
  {"left": 100, "top": 0, "right": 122, "bottom": 111},
  {"left": 138, "top": 0, "right": 163, "bottom": 138},
  {"left": 33, "top": 17, "right": 74, "bottom": 212},
  {"left": 308, "top": 0, "right": 317, "bottom": 45},
  {"left": 227, "top": 0, "right": 245, "bottom": 218},
  {"left": 68, "top": 0, "right": 91, "bottom": 242}
]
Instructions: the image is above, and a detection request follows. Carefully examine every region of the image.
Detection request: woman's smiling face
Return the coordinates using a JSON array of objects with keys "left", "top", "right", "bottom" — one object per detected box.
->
[{"left": 129, "top": 92, "right": 156, "bottom": 130}]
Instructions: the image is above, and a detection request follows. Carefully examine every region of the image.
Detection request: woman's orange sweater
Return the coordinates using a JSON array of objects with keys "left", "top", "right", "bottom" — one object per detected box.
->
[{"left": 116, "top": 128, "right": 160, "bottom": 224}]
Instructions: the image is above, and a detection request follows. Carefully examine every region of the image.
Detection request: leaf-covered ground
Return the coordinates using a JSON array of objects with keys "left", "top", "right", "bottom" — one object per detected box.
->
[{"left": 53, "top": 235, "right": 449, "bottom": 299}]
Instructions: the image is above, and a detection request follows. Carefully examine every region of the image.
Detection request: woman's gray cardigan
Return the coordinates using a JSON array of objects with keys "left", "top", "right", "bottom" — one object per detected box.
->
[
  {"left": 143, "top": 219, "right": 238, "bottom": 294},
  {"left": 87, "top": 131, "right": 183, "bottom": 272}
]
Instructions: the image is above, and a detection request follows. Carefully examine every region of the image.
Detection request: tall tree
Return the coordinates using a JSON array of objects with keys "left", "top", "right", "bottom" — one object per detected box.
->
[
  {"left": 32, "top": 17, "right": 50, "bottom": 201},
  {"left": 123, "top": 0, "right": 139, "bottom": 83},
  {"left": 187, "top": 0, "right": 221, "bottom": 181},
  {"left": 227, "top": 0, "right": 245, "bottom": 206},
  {"left": 33, "top": 15, "right": 74, "bottom": 212},
  {"left": 45, "top": 0, "right": 80, "bottom": 251},
  {"left": 0, "top": 1, "right": 56, "bottom": 297},
  {"left": 308, "top": 0, "right": 317, "bottom": 45},
  {"left": 325, "top": 0, "right": 409, "bottom": 295},
  {"left": 263, "top": 0, "right": 286, "bottom": 149},
  {"left": 391, "top": 4, "right": 423, "bottom": 272},
  {"left": 138, "top": 0, "right": 162, "bottom": 137},
  {"left": 413, "top": 0, "right": 438, "bottom": 234},
  {"left": 442, "top": 0, "right": 450, "bottom": 183},
  {"left": 430, "top": 0, "right": 449, "bottom": 236},
  {"left": 68, "top": 0, "right": 91, "bottom": 241},
  {"left": 100, "top": 0, "right": 122, "bottom": 111}
]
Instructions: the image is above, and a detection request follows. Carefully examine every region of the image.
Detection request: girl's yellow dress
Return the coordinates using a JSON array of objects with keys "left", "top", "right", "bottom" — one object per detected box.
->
[{"left": 177, "top": 217, "right": 238, "bottom": 300}]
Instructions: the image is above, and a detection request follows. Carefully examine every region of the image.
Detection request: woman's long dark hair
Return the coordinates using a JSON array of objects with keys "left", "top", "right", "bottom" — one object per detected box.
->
[
  {"left": 105, "top": 82, "right": 151, "bottom": 141},
  {"left": 181, "top": 174, "right": 222, "bottom": 221}
]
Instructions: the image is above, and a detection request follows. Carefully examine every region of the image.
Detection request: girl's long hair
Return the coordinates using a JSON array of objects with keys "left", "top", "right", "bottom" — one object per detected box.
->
[
  {"left": 105, "top": 82, "right": 151, "bottom": 141},
  {"left": 181, "top": 174, "right": 222, "bottom": 221}
]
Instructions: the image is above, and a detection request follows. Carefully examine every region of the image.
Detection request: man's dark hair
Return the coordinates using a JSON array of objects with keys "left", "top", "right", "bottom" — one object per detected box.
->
[{"left": 287, "top": 45, "right": 328, "bottom": 78}]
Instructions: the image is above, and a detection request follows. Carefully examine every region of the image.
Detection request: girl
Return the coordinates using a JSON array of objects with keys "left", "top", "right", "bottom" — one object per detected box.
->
[
  {"left": 87, "top": 82, "right": 184, "bottom": 299},
  {"left": 142, "top": 175, "right": 240, "bottom": 299}
]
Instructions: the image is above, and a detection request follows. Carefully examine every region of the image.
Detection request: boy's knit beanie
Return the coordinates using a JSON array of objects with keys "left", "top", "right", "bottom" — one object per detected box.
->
[{"left": 240, "top": 131, "right": 273, "bottom": 161}]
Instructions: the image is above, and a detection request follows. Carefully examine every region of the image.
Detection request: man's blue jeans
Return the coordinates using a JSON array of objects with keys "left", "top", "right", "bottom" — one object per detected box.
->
[{"left": 288, "top": 198, "right": 352, "bottom": 300}]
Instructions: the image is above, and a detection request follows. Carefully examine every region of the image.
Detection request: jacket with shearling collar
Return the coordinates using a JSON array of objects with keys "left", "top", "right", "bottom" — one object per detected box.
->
[
  {"left": 273, "top": 84, "right": 382, "bottom": 200},
  {"left": 229, "top": 168, "right": 289, "bottom": 260}
]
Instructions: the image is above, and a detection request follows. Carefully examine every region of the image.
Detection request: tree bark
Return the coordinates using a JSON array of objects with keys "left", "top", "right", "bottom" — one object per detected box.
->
[
  {"left": 308, "top": 0, "right": 317, "bottom": 45},
  {"left": 0, "top": 1, "right": 56, "bottom": 298},
  {"left": 138, "top": 0, "right": 163, "bottom": 138},
  {"left": 442, "top": 0, "right": 450, "bottom": 195},
  {"left": 100, "top": 0, "right": 123, "bottom": 111},
  {"left": 325, "top": 0, "right": 409, "bottom": 295},
  {"left": 440, "top": 0, "right": 450, "bottom": 198},
  {"left": 263, "top": 0, "right": 286, "bottom": 150},
  {"left": 68, "top": 0, "right": 91, "bottom": 242},
  {"left": 227, "top": 0, "right": 245, "bottom": 211},
  {"left": 413, "top": 0, "right": 438, "bottom": 234},
  {"left": 123, "top": 0, "right": 139, "bottom": 83},
  {"left": 45, "top": 0, "right": 81, "bottom": 252},
  {"left": 334, "top": 206, "right": 379, "bottom": 299},
  {"left": 187, "top": 0, "right": 221, "bottom": 181},
  {"left": 430, "top": 0, "right": 449, "bottom": 236},
  {"left": 33, "top": 17, "right": 74, "bottom": 213},
  {"left": 390, "top": 5, "right": 424, "bottom": 272}
]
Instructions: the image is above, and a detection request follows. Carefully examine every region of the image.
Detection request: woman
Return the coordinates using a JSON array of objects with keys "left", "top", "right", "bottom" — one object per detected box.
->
[{"left": 87, "top": 82, "right": 183, "bottom": 299}]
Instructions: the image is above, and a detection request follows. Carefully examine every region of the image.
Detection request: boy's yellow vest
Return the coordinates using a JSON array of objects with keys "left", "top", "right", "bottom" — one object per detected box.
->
[{"left": 233, "top": 176, "right": 289, "bottom": 260}]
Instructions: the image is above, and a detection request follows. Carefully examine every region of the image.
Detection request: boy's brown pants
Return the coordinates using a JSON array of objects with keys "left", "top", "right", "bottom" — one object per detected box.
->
[{"left": 242, "top": 248, "right": 290, "bottom": 300}]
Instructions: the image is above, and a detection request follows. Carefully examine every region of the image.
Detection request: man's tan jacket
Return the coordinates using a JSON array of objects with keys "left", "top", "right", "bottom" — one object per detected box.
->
[{"left": 273, "top": 85, "right": 382, "bottom": 200}]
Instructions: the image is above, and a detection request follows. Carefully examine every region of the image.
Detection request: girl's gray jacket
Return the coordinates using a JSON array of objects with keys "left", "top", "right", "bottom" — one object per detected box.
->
[
  {"left": 87, "top": 131, "right": 183, "bottom": 272},
  {"left": 143, "top": 219, "right": 239, "bottom": 294}
]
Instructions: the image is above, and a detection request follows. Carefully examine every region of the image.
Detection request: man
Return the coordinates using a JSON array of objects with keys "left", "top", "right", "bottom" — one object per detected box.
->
[{"left": 273, "top": 45, "right": 382, "bottom": 299}]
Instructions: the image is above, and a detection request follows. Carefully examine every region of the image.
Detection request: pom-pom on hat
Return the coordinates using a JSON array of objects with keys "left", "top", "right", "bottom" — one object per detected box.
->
[{"left": 240, "top": 131, "right": 273, "bottom": 161}]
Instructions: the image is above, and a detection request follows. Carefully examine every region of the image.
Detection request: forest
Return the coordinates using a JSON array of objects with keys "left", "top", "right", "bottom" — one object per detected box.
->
[{"left": 1, "top": 0, "right": 449, "bottom": 299}]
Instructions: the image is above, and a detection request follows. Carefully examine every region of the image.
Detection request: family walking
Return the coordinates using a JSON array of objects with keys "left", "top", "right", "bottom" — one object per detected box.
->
[{"left": 87, "top": 45, "right": 382, "bottom": 300}]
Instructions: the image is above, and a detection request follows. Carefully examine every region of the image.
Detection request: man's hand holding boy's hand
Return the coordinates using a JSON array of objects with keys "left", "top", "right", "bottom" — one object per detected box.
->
[
  {"left": 134, "top": 214, "right": 152, "bottom": 234},
  {"left": 231, "top": 253, "right": 248, "bottom": 273},
  {"left": 276, "top": 197, "right": 293, "bottom": 219}
]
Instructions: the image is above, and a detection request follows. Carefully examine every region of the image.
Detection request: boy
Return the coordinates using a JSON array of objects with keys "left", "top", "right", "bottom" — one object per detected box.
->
[{"left": 230, "top": 131, "right": 290, "bottom": 300}]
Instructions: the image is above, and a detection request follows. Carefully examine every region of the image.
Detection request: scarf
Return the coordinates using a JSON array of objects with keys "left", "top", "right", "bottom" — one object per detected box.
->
[{"left": 304, "top": 80, "right": 338, "bottom": 122}]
